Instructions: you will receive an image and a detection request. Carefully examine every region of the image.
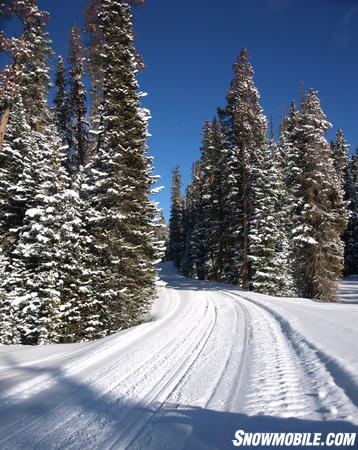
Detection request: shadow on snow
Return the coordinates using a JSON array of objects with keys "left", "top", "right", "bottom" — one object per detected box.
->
[{"left": 0, "top": 353, "right": 357, "bottom": 450}]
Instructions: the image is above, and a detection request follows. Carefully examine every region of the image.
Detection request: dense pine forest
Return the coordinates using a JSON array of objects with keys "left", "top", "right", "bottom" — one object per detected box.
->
[
  {"left": 0, "top": 0, "right": 164, "bottom": 345},
  {"left": 168, "top": 49, "right": 358, "bottom": 301}
]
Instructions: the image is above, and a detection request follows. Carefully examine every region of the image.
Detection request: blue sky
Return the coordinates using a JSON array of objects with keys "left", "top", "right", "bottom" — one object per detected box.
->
[{"left": 2, "top": 0, "right": 358, "bottom": 220}]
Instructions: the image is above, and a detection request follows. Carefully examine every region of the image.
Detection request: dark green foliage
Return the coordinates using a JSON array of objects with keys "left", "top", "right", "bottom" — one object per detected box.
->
[
  {"left": 203, "top": 118, "right": 226, "bottom": 282},
  {"left": 168, "top": 165, "right": 185, "bottom": 268},
  {"left": 82, "top": 0, "right": 160, "bottom": 335},
  {"left": 54, "top": 55, "right": 72, "bottom": 171},
  {"left": 68, "top": 25, "right": 88, "bottom": 171},
  {"left": 288, "top": 90, "right": 347, "bottom": 300},
  {"left": 344, "top": 146, "right": 358, "bottom": 275}
]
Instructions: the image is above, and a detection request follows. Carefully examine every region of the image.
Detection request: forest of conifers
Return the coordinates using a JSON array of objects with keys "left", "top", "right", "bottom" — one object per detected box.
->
[
  {"left": 0, "top": 0, "right": 163, "bottom": 345},
  {"left": 168, "top": 49, "right": 358, "bottom": 301}
]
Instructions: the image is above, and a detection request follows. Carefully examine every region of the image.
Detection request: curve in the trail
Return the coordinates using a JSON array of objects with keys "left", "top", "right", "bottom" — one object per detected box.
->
[{"left": 0, "top": 265, "right": 358, "bottom": 450}]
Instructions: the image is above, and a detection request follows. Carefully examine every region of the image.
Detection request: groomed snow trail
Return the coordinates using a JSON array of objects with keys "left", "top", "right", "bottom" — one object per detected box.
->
[{"left": 0, "top": 263, "right": 358, "bottom": 449}]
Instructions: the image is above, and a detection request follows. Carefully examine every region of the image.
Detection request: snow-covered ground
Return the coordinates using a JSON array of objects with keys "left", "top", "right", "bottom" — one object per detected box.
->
[{"left": 0, "top": 263, "right": 357, "bottom": 449}]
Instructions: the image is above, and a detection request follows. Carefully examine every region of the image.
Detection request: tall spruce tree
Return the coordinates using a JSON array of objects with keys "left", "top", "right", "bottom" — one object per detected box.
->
[
  {"left": 290, "top": 89, "right": 347, "bottom": 300},
  {"left": 83, "top": 0, "right": 105, "bottom": 159},
  {"left": 4, "top": 128, "right": 70, "bottom": 344},
  {"left": 278, "top": 101, "right": 302, "bottom": 296},
  {"left": 249, "top": 137, "right": 292, "bottom": 296},
  {"left": 331, "top": 129, "right": 350, "bottom": 188},
  {"left": 83, "top": 0, "right": 160, "bottom": 335},
  {"left": 343, "top": 145, "right": 358, "bottom": 275},
  {"left": 219, "top": 48, "right": 269, "bottom": 288},
  {"left": 54, "top": 55, "right": 72, "bottom": 171},
  {"left": 68, "top": 25, "right": 88, "bottom": 171},
  {"left": 0, "top": 1, "right": 91, "bottom": 344},
  {"left": 180, "top": 160, "right": 206, "bottom": 279},
  {"left": 168, "top": 165, "right": 184, "bottom": 268},
  {"left": 204, "top": 117, "right": 227, "bottom": 282},
  {"left": 191, "top": 118, "right": 227, "bottom": 281},
  {"left": 0, "top": 1, "right": 49, "bottom": 149}
]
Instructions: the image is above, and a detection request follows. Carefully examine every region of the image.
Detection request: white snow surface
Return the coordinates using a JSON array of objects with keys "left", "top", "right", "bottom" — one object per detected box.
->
[{"left": 0, "top": 263, "right": 357, "bottom": 449}]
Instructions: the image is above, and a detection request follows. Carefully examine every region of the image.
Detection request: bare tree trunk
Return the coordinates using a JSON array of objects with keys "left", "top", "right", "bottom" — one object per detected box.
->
[{"left": 0, "top": 107, "right": 10, "bottom": 150}]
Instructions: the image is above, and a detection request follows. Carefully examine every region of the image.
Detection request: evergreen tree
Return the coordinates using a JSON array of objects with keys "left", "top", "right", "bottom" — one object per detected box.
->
[
  {"left": 0, "top": 1, "right": 92, "bottom": 344},
  {"left": 204, "top": 118, "right": 227, "bottom": 281},
  {"left": 278, "top": 101, "right": 302, "bottom": 296},
  {"left": 249, "top": 137, "right": 292, "bottom": 295},
  {"left": 290, "top": 89, "right": 347, "bottom": 300},
  {"left": 331, "top": 129, "right": 350, "bottom": 188},
  {"left": 54, "top": 55, "right": 72, "bottom": 170},
  {"left": 2, "top": 125, "right": 59, "bottom": 344},
  {"left": 0, "top": 97, "right": 36, "bottom": 344},
  {"left": 0, "top": 0, "right": 49, "bottom": 149},
  {"left": 83, "top": 0, "right": 105, "bottom": 158},
  {"left": 190, "top": 117, "right": 224, "bottom": 280},
  {"left": 168, "top": 165, "right": 184, "bottom": 268},
  {"left": 83, "top": 0, "right": 146, "bottom": 161},
  {"left": 19, "top": 4, "right": 53, "bottom": 132},
  {"left": 68, "top": 25, "right": 88, "bottom": 171},
  {"left": 219, "top": 48, "right": 269, "bottom": 288},
  {"left": 344, "top": 146, "right": 358, "bottom": 275},
  {"left": 181, "top": 160, "right": 206, "bottom": 279},
  {"left": 0, "top": 97, "right": 32, "bottom": 257},
  {"left": 83, "top": 0, "right": 160, "bottom": 335}
]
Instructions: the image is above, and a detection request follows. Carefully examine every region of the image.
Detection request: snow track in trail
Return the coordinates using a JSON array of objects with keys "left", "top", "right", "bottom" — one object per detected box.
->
[
  {"left": 223, "top": 292, "right": 314, "bottom": 419},
  {"left": 231, "top": 292, "right": 358, "bottom": 424},
  {"left": 0, "top": 263, "right": 358, "bottom": 449},
  {"left": 226, "top": 292, "right": 358, "bottom": 424}
]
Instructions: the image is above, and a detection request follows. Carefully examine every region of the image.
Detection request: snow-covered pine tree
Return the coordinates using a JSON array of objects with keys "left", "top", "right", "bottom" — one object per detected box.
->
[
  {"left": 168, "top": 165, "right": 185, "bottom": 268},
  {"left": 193, "top": 122, "right": 227, "bottom": 281},
  {"left": 330, "top": 129, "right": 355, "bottom": 276},
  {"left": 54, "top": 55, "right": 72, "bottom": 171},
  {"left": 343, "top": 146, "right": 358, "bottom": 275},
  {"left": 2, "top": 125, "right": 65, "bottom": 344},
  {"left": 0, "top": 249, "right": 22, "bottom": 344},
  {"left": 0, "top": 248, "right": 10, "bottom": 342},
  {"left": 0, "top": 1, "right": 62, "bottom": 344},
  {"left": 271, "top": 139, "right": 295, "bottom": 296},
  {"left": 331, "top": 129, "right": 350, "bottom": 189},
  {"left": 0, "top": 97, "right": 32, "bottom": 255},
  {"left": 181, "top": 160, "right": 206, "bottom": 279},
  {"left": 196, "top": 118, "right": 226, "bottom": 281},
  {"left": 68, "top": 25, "right": 88, "bottom": 171},
  {"left": 83, "top": 0, "right": 105, "bottom": 159},
  {"left": 4, "top": 120, "right": 95, "bottom": 345},
  {"left": 0, "top": 1, "right": 93, "bottom": 344},
  {"left": 0, "top": 95, "right": 38, "bottom": 344},
  {"left": 277, "top": 101, "right": 302, "bottom": 296},
  {"left": 19, "top": 6, "right": 53, "bottom": 133},
  {"left": 0, "top": 1, "right": 47, "bottom": 149},
  {"left": 249, "top": 135, "right": 292, "bottom": 296},
  {"left": 291, "top": 89, "right": 347, "bottom": 300},
  {"left": 83, "top": 0, "right": 160, "bottom": 335},
  {"left": 218, "top": 48, "right": 269, "bottom": 288}
]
